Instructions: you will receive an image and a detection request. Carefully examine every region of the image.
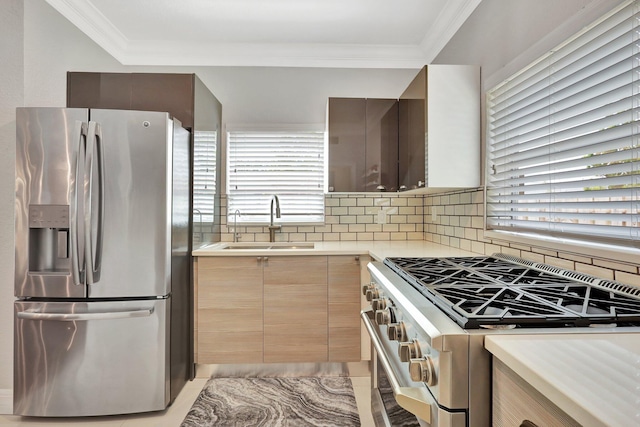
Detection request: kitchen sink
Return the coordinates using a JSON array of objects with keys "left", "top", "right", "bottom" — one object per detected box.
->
[
  {"left": 223, "top": 244, "right": 272, "bottom": 250},
  {"left": 223, "top": 242, "right": 315, "bottom": 250}
]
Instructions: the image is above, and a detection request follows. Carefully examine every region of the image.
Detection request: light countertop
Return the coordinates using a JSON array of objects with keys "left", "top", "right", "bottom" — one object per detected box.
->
[
  {"left": 192, "top": 240, "right": 478, "bottom": 261},
  {"left": 485, "top": 333, "right": 640, "bottom": 427}
]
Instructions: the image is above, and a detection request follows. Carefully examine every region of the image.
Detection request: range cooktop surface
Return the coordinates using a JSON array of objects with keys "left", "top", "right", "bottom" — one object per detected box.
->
[{"left": 384, "top": 255, "right": 640, "bottom": 329}]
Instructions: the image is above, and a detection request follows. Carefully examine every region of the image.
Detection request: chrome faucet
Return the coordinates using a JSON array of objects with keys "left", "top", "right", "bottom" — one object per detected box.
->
[
  {"left": 233, "top": 209, "right": 241, "bottom": 242},
  {"left": 268, "top": 195, "right": 281, "bottom": 242}
]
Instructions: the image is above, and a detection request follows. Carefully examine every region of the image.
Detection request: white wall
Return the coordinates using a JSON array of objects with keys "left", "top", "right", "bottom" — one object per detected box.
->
[{"left": 0, "top": 0, "right": 24, "bottom": 413}]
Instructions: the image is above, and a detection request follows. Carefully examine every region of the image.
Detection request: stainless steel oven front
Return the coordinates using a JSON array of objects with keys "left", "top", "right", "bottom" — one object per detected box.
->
[
  {"left": 363, "top": 261, "right": 490, "bottom": 427},
  {"left": 361, "top": 307, "right": 468, "bottom": 427}
]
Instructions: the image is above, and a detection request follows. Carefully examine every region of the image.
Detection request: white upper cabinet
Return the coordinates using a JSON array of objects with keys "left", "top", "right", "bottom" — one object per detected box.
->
[{"left": 399, "top": 65, "right": 480, "bottom": 192}]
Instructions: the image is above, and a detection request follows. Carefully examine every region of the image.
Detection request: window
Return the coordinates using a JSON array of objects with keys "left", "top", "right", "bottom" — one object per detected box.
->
[
  {"left": 227, "top": 128, "right": 325, "bottom": 223},
  {"left": 486, "top": 0, "right": 640, "bottom": 249},
  {"left": 193, "top": 130, "right": 217, "bottom": 223}
]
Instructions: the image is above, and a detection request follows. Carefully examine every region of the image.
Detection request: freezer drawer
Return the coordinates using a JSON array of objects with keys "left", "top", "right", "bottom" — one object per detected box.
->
[{"left": 14, "top": 299, "right": 170, "bottom": 417}]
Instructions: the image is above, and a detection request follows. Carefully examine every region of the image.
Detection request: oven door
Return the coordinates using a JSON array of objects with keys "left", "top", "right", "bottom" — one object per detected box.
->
[{"left": 362, "top": 310, "right": 466, "bottom": 427}]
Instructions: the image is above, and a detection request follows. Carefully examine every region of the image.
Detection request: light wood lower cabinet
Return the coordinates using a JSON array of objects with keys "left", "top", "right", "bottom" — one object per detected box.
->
[
  {"left": 328, "top": 255, "right": 362, "bottom": 361},
  {"left": 264, "top": 256, "right": 328, "bottom": 363},
  {"left": 195, "top": 254, "right": 364, "bottom": 364},
  {"left": 196, "top": 257, "right": 263, "bottom": 364}
]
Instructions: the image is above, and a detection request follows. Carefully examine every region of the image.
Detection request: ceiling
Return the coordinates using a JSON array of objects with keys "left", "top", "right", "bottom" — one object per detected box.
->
[{"left": 45, "top": 0, "right": 482, "bottom": 68}]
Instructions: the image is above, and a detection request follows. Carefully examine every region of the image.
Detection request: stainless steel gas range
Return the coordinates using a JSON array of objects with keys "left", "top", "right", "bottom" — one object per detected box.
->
[{"left": 362, "top": 254, "right": 640, "bottom": 427}]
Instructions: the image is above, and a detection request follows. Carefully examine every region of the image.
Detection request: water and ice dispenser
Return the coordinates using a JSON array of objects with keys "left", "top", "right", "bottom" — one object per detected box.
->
[{"left": 28, "top": 205, "right": 70, "bottom": 273}]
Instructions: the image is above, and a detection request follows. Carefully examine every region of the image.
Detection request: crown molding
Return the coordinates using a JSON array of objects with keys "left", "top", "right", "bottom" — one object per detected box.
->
[
  {"left": 120, "top": 41, "right": 429, "bottom": 68},
  {"left": 45, "top": 0, "right": 479, "bottom": 68},
  {"left": 45, "top": 0, "right": 129, "bottom": 57},
  {"left": 420, "top": 0, "right": 483, "bottom": 63}
]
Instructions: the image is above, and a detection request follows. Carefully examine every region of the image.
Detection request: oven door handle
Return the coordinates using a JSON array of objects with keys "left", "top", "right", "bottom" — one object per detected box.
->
[{"left": 361, "top": 310, "right": 433, "bottom": 423}]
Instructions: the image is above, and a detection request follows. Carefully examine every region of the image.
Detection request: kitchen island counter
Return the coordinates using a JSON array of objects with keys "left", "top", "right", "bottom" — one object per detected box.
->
[
  {"left": 486, "top": 333, "right": 640, "bottom": 427},
  {"left": 192, "top": 240, "right": 477, "bottom": 260}
]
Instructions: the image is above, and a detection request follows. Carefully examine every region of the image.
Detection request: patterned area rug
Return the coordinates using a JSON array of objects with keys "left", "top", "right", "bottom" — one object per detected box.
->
[{"left": 181, "top": 376, "right": 360, "bottom": 427}]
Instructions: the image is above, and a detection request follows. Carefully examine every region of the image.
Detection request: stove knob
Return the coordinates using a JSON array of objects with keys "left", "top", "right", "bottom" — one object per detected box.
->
[
  {"left": 387, "top": 322, "right": 406, "bottom": 341},
  {"left": 371, "top": 298, "right": 387, "bottom": 312},
  {"left": 375, "top": 307, "right": 394, "bottom": 325},
  {"left": 365, "top": 288, "right": 380, "bottom": 302},
  {"left": 362, "top": 283, "right": 373, "bottom": 296},
  {"left": 409, "top": 357, "right": 436, "bottom": 386},
  {"left": 398, "top": 340, "right": 422, "bottom": 362}
]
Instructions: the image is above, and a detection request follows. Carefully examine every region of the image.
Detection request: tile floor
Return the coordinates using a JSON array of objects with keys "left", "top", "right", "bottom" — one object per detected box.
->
[{"left": 0, "top": 376, "right": 375, "bottom": 426}]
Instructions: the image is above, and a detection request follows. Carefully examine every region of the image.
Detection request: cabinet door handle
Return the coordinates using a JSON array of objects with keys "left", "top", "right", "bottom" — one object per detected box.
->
[{"left": 355, "top": 256, "right": 360, "bottom": 261}]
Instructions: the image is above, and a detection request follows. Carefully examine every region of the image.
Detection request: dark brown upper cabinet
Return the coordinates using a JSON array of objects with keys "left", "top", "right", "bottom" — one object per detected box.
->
[{"left": 327, "top": 98, "right": 398, "bottom": 192}]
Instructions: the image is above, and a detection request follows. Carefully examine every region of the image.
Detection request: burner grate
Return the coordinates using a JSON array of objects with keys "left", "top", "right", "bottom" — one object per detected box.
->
[{"left": 384, "top": 255, "right": 640, "bottom": 328}]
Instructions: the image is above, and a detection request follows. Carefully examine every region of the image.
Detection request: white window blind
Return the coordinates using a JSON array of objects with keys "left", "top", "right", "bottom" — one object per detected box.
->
[
  {"left": 486, "top": 0, "right": 640, "bottom": 248},
  {"left": 193, "top": 130, "right": 217, "bottom": 223},
  {"left": 227, "top": 129, "right": 325, "bottom": 223}
]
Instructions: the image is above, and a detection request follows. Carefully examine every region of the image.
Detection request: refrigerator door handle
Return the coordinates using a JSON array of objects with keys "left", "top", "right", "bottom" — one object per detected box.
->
[
  {"left": 16, "top": 308, "right": 154, "bottom": 321},
  {"left": 70, "top": 121, "right": 87, "bottom": 286},
  {"left": 85, "top": 121, "right": 105, "bottom": 284}
]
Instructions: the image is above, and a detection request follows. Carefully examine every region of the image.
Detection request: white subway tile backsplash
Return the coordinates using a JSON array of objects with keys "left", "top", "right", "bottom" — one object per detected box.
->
[
  {"left": 399, "top": 207, "right": 416, "bottom": 215},
  {"left": 543, "top": 256, "right": 575, "bottom": 270},
  {"left": 575, "top": 263, "right": 614, "bottom": 281},
  {"left": 339, "top": 215, "right": 357, "bottom": 224},
  {"left": 374, "top": 232, "right": 390, "bottom": 240},
  {"left": 332, "top": 224, "right": 349, "bottom": 233},
  {"left": 614, "top": 271, "right": 640, "bottom": 287},
  {"left": 218, "top": 191, "right": 639, "bottom": 286},
  {"left": 357, "top": 232, "right": 374, "bottom": 241},
  {"left": 558, "top": 252, "right": 592, "bottom": 265},
  {"left": 340, "top": 198, "right": 357, "bottom": 207},
  {"left": 519, "top": 251, "right": 545, "bottom": 264},
  {"left": 348, "top": 206, "right": 365, "bottom": 215},
  {"left": 366, "top": 224, "right": 383, "bottom": 232},
  {"left": 349, "top": 224, "right": 366, "bottom": 233},
  {"left": 382, "top": 224, "right": 399, "bottom": 233},
  {"left": 460, "top": 192, "right": 472, "bottom": 204},
  {"left": 471, "top": 241, "right": 485, "bottom": 254},
  {"left": 391, "top": 232, "right": 408, "bottom": 240},
  {"left": 332, "top": 206, "right": 348, "bottom": 216},
  {"left": 471, "top": 216, "right": 484, "bottom": 229},
  {"left": 356, "top": 198, "right": 374, "bottom": 207},
  {"left": 593, "top": 259, "right": 638, "bottom": 274},
  {"left": 501, "top": 247, "right": 521, "bottom": 258},
  {"left": 464, "top": 228, "right": 477, "bottom": 241},
  {"left": 339, "top": 232, "right": 357, "bottom": 241},
  {"left": 357, "top": 215, "right": 374, "bottom": 224}
]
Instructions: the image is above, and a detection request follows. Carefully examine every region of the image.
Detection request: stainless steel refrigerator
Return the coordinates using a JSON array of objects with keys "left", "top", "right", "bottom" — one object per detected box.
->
[{"left": 13, "top": 107, "right": 191, "bottom": 417}]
